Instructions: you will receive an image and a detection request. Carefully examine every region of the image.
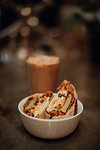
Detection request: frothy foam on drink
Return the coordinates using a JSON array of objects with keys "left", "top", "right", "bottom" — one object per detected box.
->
[{"left": 27, "top": 55, "right": 59, "bottom": 65}]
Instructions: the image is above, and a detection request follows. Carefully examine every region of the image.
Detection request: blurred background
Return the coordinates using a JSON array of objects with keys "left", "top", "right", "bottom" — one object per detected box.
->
[
  {"left": 0, "top": 0, "right": 100, "bottom": 97},
  {"left": 0, "top": 0, "right": 100, "bottom": 64},
  {"left": 0, "top": 0, "right": 100, "bottom": 149}
]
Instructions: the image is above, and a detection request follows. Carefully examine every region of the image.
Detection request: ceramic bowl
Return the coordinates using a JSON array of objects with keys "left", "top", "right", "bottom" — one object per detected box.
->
[{"left": 18, "top": 95, "right": 83, "bottom": 139}]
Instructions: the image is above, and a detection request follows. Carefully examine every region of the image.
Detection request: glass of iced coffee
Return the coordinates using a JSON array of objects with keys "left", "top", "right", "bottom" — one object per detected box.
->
[{"left": 26, "top": 55, "right": 60, "bottom": 93}]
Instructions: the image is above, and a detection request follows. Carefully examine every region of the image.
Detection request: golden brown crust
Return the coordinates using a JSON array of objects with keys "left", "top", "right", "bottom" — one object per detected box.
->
[
  {"left": 74, "top": 100, "right": 77, "bottom": 115},
  {"left": 57, "top": 80, "right": 70, "bottom": 90}
]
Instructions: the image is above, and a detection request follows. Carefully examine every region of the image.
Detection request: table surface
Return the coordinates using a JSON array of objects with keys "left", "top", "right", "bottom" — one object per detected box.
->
[{"left": 0, "top": 58, "right": 100, "bottom": 150}]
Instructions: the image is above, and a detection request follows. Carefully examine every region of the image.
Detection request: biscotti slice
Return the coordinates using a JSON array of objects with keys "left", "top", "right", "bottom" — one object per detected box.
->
[
  {"left": 23, "top": 91, "right": 53, "bottom": 119},
  {"left": 45, "top": 80, "right": 78, "bottom": 119}
]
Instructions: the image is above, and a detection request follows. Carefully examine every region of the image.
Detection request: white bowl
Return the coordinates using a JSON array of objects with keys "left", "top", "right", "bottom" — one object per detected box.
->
[{"left": 18, "top": 95, "right": 83, "bottom": 139}]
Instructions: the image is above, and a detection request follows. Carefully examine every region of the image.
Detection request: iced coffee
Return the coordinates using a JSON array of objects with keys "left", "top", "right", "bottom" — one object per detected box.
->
[{"left": 26, "top": 55, "right": 60, "bottom": 93}]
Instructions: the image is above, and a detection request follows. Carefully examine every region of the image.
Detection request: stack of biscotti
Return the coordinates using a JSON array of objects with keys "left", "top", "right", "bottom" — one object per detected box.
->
[{"left": 23, "top": 80, "right": 78, "bottom": 119}]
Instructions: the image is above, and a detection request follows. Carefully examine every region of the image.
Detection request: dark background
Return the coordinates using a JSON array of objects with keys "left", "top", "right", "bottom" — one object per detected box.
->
[{"left": 0, "top": 0, "right": 100, "bottom": 150}]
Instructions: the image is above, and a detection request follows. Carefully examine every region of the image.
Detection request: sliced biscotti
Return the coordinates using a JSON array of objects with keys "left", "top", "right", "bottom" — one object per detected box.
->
[
  {"left": 23, "top": 91, "right": 53, "bottom": 119},
  {"left": 45, "top": 80, "right": 78, "bottom": 119}
]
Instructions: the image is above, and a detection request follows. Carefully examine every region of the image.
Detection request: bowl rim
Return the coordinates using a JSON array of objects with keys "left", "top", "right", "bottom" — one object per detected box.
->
[{"left": 18, "top": 95, "right": 83, "bottom": 122}]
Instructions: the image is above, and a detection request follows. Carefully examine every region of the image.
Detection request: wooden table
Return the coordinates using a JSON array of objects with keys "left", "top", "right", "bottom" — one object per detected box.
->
[{"left": 0, "top": 58, "right": 100, "bottom": 150}]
